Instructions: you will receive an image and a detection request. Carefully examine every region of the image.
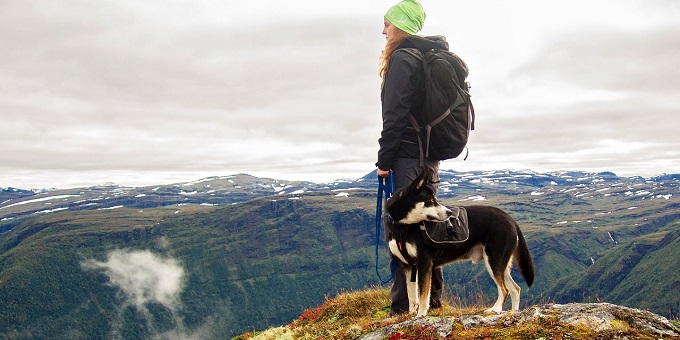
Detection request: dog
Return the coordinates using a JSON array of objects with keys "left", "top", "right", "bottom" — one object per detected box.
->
[{"left": 385, "top": 168, "right": 535, "bottom": 317}]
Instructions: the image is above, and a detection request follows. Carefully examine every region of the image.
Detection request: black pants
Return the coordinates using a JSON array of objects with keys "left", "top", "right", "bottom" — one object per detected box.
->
[{"left": 387, "top": 157, "right": 444, "bottom": 315}]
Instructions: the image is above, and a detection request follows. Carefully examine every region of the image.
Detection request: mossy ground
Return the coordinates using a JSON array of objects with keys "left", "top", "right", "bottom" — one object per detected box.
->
[{"left": 233, "top": 287, "right": 674, "bottom": 339}]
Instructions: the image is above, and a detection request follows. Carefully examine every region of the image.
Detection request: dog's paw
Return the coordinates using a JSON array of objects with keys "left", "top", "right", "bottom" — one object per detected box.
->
[
  {"left": 416, "top": 309, "right": 429, "bottom": 318},
  {"left": 483, "top": 307, "right": 503, "bottom": 314}
]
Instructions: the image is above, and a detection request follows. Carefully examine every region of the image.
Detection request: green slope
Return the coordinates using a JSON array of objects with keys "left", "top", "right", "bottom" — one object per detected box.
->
[
  {"left": 549, "top": 225, "right": 680, "bottom": 314},
  {"left": 0, "top": 190, "right": 677, "bottom": 338}
]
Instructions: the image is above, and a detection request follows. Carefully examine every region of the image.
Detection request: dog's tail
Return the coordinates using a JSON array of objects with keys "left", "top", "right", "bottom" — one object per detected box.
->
[{"left": 514, "top": 222, "right": 535, "bottom": 287}]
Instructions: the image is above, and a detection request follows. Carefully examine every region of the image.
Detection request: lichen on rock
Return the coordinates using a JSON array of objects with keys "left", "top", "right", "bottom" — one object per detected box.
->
[{"left": 359, "top": 303, "right": 680, "bottom": 339}]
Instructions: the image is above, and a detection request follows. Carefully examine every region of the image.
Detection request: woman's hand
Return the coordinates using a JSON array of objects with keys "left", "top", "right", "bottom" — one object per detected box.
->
[{"left": 377, "top": 168, "right": 391, "bottom": 178}]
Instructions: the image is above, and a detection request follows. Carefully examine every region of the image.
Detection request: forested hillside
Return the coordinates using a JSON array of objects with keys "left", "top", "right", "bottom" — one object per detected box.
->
[{"left": 0, "top": 171, "right": 677, "bottom": 338}]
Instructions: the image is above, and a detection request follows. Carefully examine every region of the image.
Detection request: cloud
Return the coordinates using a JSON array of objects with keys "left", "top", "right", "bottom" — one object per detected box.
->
[
  {"left": 2, "top": 0, "right": 679, "bottom": 188},
  {"left": 1, "top": 1, "right": 384, "bottom": 181},
  {"left": 82, "top": 249, "right": 185, "bottom": 309},
  {"left": 514, "top": 26, "right": 680, "bottom": 95},
  {"left": 82, "top": 247, "right": 221, "bottom": 339},
  {"left": 453, "top": 20, "right": 680, "bottom": 177}
]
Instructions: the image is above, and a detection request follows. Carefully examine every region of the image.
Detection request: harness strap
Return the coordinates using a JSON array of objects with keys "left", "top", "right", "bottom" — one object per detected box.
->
[
  {"left": 408, "top": 114, "right": 425, "bottom": 169},
  {"left": 408, "top": 88, "right": 467, "bottom": 168},
  {"left": 395, "top": 230, "right": 407, "bottom": 252},
  {"left": 425, "top": 107, "right": 451, "bottom": 160}
]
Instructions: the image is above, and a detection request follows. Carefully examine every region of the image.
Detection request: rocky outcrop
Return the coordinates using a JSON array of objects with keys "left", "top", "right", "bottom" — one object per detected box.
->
[{"left": 360, "top": 303, "right": 680, "bottom": 339}]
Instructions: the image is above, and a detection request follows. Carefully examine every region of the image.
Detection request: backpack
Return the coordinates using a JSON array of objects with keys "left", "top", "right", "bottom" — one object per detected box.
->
[
  {"left": 401, "top": 48, "right": 475, "bottom": 165},
  {"left": 419, "top": 206, "right": 469, "bottom": 249}
]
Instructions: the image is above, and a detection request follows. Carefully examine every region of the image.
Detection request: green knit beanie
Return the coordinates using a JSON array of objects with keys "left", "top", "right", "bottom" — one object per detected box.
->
[{"left": 385, "top": 0, "right": 426, "bottom": 35}]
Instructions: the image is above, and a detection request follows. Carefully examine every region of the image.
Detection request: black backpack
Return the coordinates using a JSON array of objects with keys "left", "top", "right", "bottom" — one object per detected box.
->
[{"left": 402, "top": 48, "right": 475, "bottom": 164}]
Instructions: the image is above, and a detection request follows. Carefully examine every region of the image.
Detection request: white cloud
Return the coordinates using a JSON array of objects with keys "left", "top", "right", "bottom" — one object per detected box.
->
[
  {"left": 1, "top": 0, "right": 679, "bottom": 189},
  {"left": 82, "top": 249, "right": 184, "bottom": 309},
  {"left": 82, "top": 247, "right": 219, "bottom": 339}
]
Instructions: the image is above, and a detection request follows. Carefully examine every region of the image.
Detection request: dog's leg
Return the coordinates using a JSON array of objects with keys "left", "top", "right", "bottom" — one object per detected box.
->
[
  {"left": 416, "top": 262, "right": 433, "bottom": 317},
  {"left": 504, "top": 267, "right": 521, "bottom": 310},
  {"left": 403, "top": 266, "right": 419, "bottom": 315},
  {"left": 484, "top": 255, "right": 509, "bottom": 313}
]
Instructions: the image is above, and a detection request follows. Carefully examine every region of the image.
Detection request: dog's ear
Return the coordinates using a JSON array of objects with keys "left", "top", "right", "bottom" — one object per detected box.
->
[
  {"left": 415, "top": 177, "right": 425, "bottom": 190},
  {"left": 414, "top": 171, "right": 427, "bottom": 190},
  {"left": 413, "top": 168, "right": 433, "bottom": 190}
]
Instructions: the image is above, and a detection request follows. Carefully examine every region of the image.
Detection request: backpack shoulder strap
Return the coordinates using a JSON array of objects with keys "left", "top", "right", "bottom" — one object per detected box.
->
[
  {"left": 408, "top": 113, "right": 425, "bottom": 169},
  {"left": 399, "top": 48, "right": 427, "bottom": 168},
  {"left": 398, "top": 47, "right": 424, "bottom": 60}
]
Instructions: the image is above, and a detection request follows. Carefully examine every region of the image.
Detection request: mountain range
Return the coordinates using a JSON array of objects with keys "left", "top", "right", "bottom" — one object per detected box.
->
[{"left": 1, "top": 169, "right": 678, "bottom": 339}]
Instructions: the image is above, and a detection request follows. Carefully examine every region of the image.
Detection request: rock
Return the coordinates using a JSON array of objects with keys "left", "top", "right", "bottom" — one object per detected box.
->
[
  {"left": 359, "top": 303, "right": 680, "bottom": 339},
  {"left": 359, "top": 316, "right": 454, "bottom": 340}
]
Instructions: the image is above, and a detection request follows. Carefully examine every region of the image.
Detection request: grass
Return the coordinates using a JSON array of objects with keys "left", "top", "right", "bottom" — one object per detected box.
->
[
  {"left": 232, "top": 287, "right": 398, "bottom": 340},
  {"left": 232, "top": 287, "right": 676, "bottom": 340}
]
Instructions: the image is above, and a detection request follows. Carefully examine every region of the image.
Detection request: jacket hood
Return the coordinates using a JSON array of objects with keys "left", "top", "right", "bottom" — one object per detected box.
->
[{"left": 399, "top": 35, "right": 449, "bottom": 52}]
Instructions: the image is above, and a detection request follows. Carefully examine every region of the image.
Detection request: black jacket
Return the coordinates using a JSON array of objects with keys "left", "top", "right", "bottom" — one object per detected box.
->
[{"left": 377, "top": 35, "right": 450, "bottom": 171}]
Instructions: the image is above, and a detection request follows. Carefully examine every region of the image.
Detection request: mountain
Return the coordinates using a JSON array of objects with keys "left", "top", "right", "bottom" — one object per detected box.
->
[{"left": 0, "top": 170, "right": 678, "bottom": 339}]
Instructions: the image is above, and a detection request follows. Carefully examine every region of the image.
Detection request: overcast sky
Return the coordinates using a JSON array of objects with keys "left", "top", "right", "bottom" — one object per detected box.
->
[{"left": 2, "top": 0, "right": 679, "bottom": 189}]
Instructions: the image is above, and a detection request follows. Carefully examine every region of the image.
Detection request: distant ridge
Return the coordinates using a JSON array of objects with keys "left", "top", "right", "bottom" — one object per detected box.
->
[
  {"left": 1, "top": 169, "right": 677, "bottom": 337},
  {"left": 2, "top": 170, "right": 677, "bottom": 220}
]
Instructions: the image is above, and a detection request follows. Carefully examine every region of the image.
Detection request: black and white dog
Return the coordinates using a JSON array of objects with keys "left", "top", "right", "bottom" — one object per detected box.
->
[{"left": 385, "top": 168, "right": 535, "bottom": 317}]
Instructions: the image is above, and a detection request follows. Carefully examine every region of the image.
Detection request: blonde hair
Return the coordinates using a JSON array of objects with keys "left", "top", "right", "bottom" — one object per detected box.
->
[{"left": 379, "top": 28, "right": 411, "bottom": 79}]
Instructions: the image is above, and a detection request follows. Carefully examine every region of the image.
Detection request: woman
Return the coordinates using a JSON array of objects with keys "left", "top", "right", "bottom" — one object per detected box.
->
[{"left": 376, "top": 0, "right": 451, "bottom": 315}]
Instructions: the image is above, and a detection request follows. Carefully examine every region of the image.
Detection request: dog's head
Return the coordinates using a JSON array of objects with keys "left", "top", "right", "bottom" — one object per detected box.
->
[{"left": 386, "top": 168, "right": 452, "bottom": 224}]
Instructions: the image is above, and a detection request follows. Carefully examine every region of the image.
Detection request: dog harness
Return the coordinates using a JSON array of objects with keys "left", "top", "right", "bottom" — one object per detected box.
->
[{"left": 390, "top": 228, "right": 418, "bottom": 283}]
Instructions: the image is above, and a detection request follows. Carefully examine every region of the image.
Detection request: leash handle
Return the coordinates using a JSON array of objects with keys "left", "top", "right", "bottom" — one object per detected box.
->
[
  {"left": 379, "top": 171, "right": 395, "bottom": 198},
  {"left": 375, "top": 171, "right": 396, "bottom": 284}
]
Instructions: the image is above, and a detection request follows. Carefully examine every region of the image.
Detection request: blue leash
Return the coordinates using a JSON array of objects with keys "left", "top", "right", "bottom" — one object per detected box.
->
[{"left": 375, "top": 171, "right": 396, "bottom": 284}]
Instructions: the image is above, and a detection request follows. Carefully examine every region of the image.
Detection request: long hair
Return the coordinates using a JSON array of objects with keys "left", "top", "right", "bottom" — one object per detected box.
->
[{"left": 379, "top": 28, "right": 411, "bottom": 79}]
